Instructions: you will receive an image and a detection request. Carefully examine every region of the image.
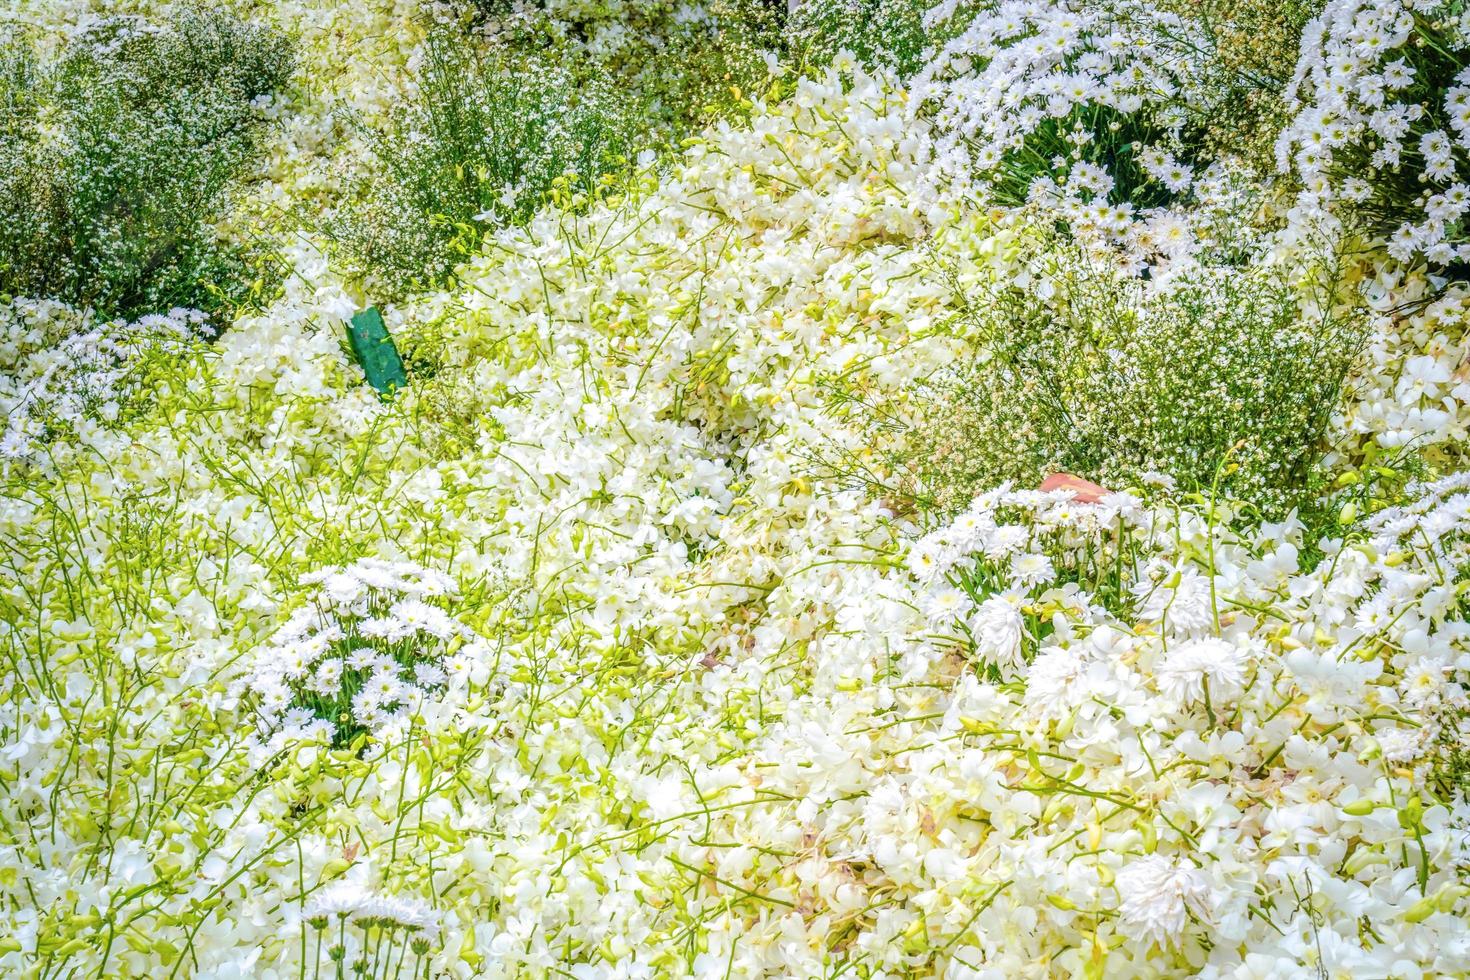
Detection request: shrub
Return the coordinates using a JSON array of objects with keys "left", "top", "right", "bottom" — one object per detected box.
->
[
  {"left": 0, "top": 12, "right": 293, "bottom": 319},
  {"left": 346, "top": 0, "right": 782, "bottom": 293},
  {"left": 613, "top": 0, "right": 782, "bottom": 135},
  {"left": 894, "top": 248, "right": 1366, "bottom": 518},
  {"left": 1158, "top": 0, "right": 1324, "bottom": 172},
  {"left": 912, "top": 0, "right": 1215, "bottom": 198},
  {"left": 787, "top": 0, "right": 933, "bottom": 78},
  {"left": 457, "top": 0, "right": 780, "bottom": 65},
  {"left": 909, "top": 0, "right": 1319, "bottom": 240},
  {"left": 330, "top": 30, "right": 649, "bottom": 293}
]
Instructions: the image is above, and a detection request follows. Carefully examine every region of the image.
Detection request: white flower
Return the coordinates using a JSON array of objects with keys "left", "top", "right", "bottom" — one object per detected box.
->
[
  {"left": 1024, "top": 645, "right": 1088, "bottom": 719},
  {"left": 311, "top": 658, "right": 344, "bottom": 695},
  {"left": 1401, "top": 657, "right": 1450, "bottom": 709},
  {"left": 1115, "top": 854, "right": 1218, "bottom": 946},
  {"left": 1377, "top": 726, "right": 1425, "bottom": 763},
  {"left": 319, "top": 572, "right": 365, "bottom": 606},
  {"left": 390, "top": 599, "right": 458, "bottom": 640},
  {"left": 1010, "top": 551, "right": 1056, "bottom": 588},
  {"left": 1155, "top": 637, "right": 1250, "bottom": 707},
  {"left": 1135, "top": 565, "right": 1215, "bottom": 633},
  {"left": 413, "top": 661, "right": 448, "bottom": 687},
  {"left": 907, "top": 538, "right": 947, "bottom": 583},
  {"left": 970, "top": 594, "right": 1026, "bottom": 675},
  {"left": 358, "top": 893, "right": 441, "bottom": 936},
  {"left": 306, "top": 881, "right": 371, "bottom": 919},
  {"left": 921, "top": 585, "right": 973, "bottom": 626},
  {"left": 306, "top": 883, "right": 440, "bottom": 937}
]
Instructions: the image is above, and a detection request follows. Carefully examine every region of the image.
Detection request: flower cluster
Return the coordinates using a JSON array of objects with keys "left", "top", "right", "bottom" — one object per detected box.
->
[
  {"left": 876, "top": 474, "right": 1470, "bottom": 970},
  {"left": 908, "top": 481, "right": 1149, "bottom": 674},
  {"left": 912, "top": 0, "right": 1207, "bottom": 195},
  {"left": 1335, "top": 270, "right": 1470, "bottom": 470},
  {"left": 0, "top": 299, "right": 204, "bottom": 467},
  {"left": 307, "top": 880, "right": 442, "bottom": 937},
  {"left": 1361, "top": 471, "right": 1470, "bottom": 778},
  {"left": 240, "top": 559, "right": 494, "bottom": 747},
  {"left": 1280, "top": 0, "right": 1470, "bottom": 265},
  {"left": 465, "top": 0, "right": 707, "bottom": 57}
]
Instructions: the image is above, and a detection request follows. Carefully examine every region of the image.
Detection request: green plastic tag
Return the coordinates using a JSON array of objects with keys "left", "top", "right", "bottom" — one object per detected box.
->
[{"left": 347, "top": 306, "right": 407, "bottom": 396}]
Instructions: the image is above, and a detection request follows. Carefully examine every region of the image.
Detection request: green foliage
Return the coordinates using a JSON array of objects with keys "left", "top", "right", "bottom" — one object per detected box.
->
[
  {"left": 787, "top": 0, "right": 933, "bottom": 78},
  {"left": 330, "top": 29, "right": 649, "bottom": 293},
  {"left": 897, "top": 248, "right": 1367, "bottom": 518},
  {"left": 990, "top": 106, "right": 1197, "bottom": 211},
  {"left": 454, "top": 0, "right": 782, "bottom": 70},
  {"left": 1161, "top": 0, "right": 1325, "bottom": 171},
  {"left": 342, "top": 0, "right": 782, "bottom": 294},
  {"left": 0, "top": 12, "right": 293, "bottom": 319},
  {"left": 614, "top": 0, "right": 783, "bottom": 133}
]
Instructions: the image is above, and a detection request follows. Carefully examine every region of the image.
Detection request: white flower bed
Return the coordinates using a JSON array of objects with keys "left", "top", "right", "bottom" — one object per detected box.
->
[{"left": 0, "top": 1, "right": 1469, "bottom": 977}]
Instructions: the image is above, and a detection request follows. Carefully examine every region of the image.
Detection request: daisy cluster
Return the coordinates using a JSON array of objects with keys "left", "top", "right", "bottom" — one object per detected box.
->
[
  {"left": 1280, "top": 0, "right": 1470, "bottom": 264},
  {"left": 908, "top": 483, "right": 1151, "bottom": 677},
  {"left": 293, "top": 875, "right": 444, "bottom": 978},
  {"left": 912, "top": 0, "right": 1203, "bottom": 193},
  {"left": 906, "top": 0, "right": 1280, "bottom": 271},
  {"left": 239, "top": 558, "right": 496, "bottom": 749}
]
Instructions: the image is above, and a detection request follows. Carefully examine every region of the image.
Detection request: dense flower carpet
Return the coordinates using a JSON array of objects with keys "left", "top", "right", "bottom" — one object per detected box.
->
[{"left": 3, "top": 0, "right": 1470, "bottom": 976}]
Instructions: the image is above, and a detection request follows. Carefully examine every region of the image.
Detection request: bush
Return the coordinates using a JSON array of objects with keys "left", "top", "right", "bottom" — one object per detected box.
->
[
  {"left": 787, "top": 0, "right": 932, "bottom": 78},
  {"left": 329, "top": 30, "right": 649, "bottom": 293},
  {"left": 910, "top": 0, "right": 1317, "bottom": 231},
  {"left": 894, "top": 248, "right": 1366, "bottom": 518},
  {"left": 457, "top": 0, "right": 781, "bottom": 65},
  {"left": 614, "top": 0, "right": 782, "bottom": 135},
  {"left": 1159, "top": 0, "right": 1324, "bottom": 171},
  {"left": 913, "top": 1, "right": 1214, "bottom": 194},
  {"left": 0, "top": 12, "right": 292, "bottom": 320},
  {"left": 339, "top": 2, "right": 781, "bottom": 293}
]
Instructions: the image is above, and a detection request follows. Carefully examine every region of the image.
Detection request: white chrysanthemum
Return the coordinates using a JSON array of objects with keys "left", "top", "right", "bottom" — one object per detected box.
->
[
  {"left": 907, "top": 538, "right": 948, "bottom": 583},
  {"left": 1010, "top": 551, "right": 1056, "bottom": 588},
  {"left": 1155, "top": 637, "right": 1250, "bottom": 707},
  {"left": 921, "top": 585, "right": 973, "bottom": 626},
  {"left": 306, "top": 881, "right": 371, "bottom": 919},
  {"left": 1136, "top": 565, "right": 1216, "bottom": 633},
  {"left": 1401, "top": 657, "right": 1451, "bottom": 709},
  {"left": 306, "top": 883, "right": 440, "bottom": 937},
  {"left": 1377, "top": 725, "right": 1426, "bottom": 763},
  {"left": 1024, "top": 645, "right": 1088, "bottom": 719},
  {"left": 358, "top": 894, "right": 441, "bottom": 936},
  {"left": 982, "top": 524, "right": 1029, "bottom": 560},
  {"left": 970, "top": 594, "right": 1026, "bottom": 675},
  {"left": 1115, "top": 854, "right": 1218, "bottom": 946}
]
